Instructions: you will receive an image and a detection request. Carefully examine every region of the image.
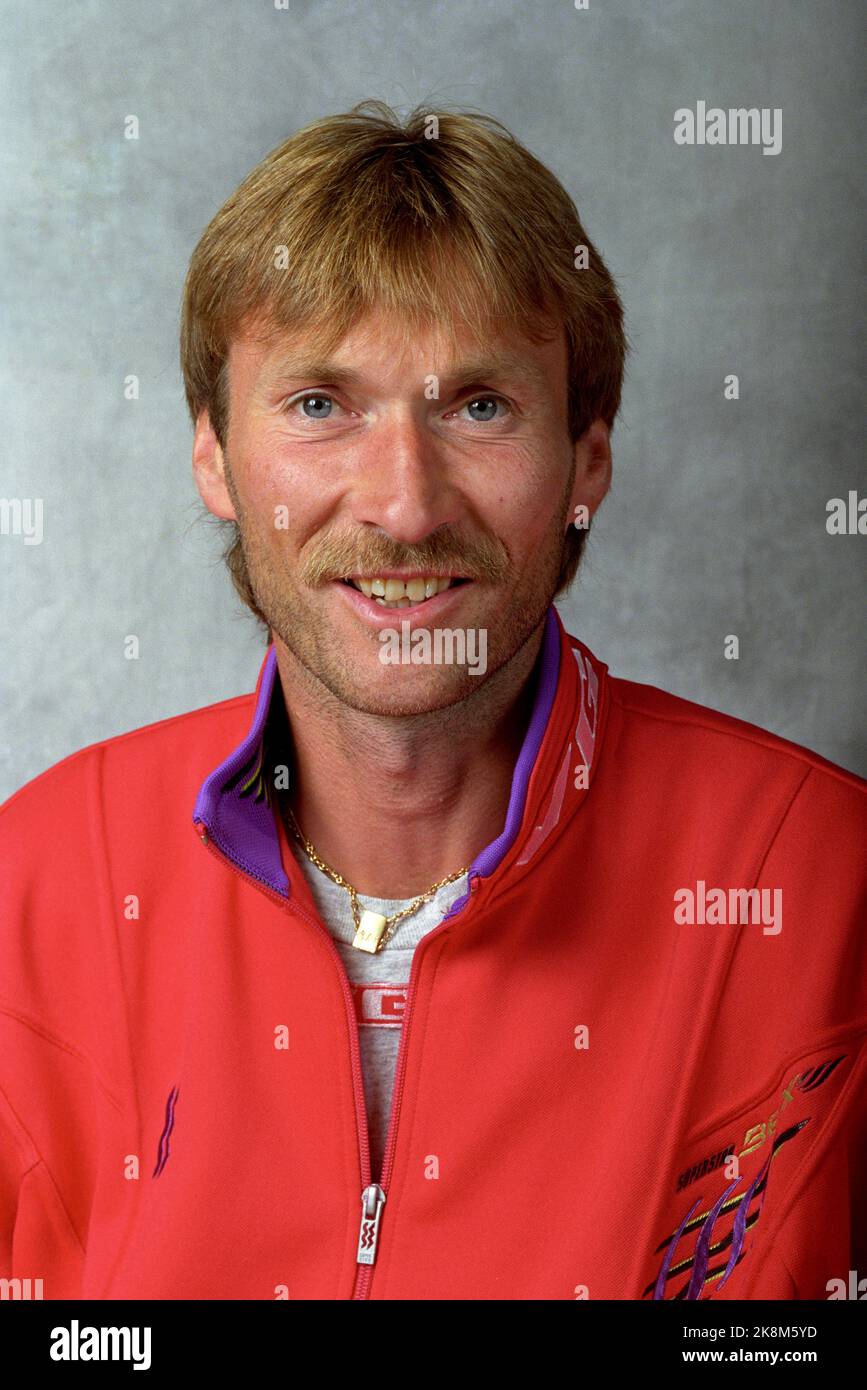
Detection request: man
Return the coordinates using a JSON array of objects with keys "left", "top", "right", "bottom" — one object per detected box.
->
[{"left": 1, "top": 100, "right": 865, "bottom": 1302}]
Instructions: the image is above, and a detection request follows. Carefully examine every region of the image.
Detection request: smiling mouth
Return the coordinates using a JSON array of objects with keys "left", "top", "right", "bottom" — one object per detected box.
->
[{"left": 339, "top": 575, "right": 470, "bottom": 608}]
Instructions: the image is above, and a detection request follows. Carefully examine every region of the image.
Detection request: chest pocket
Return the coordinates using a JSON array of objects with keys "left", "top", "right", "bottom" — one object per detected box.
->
[{"left": 642, "top": 1039, "right": 858, "bottom": 1300}]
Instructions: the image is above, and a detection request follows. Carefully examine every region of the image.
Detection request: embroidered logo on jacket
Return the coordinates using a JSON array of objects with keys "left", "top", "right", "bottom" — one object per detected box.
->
[
  {"left": 517, "top": 646, "right": 599, "bottom": 867},
  {"left": 152, "top": 1085, "right": 180, "bottom": 1178},
  {"left": 644, "top": 1051, "right": 848, "bottom": 1299}
]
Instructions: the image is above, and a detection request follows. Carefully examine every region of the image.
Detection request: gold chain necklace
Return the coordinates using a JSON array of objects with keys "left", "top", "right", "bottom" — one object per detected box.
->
[{"left": 281, "top": 800, "right": 470, "bottom": 953}]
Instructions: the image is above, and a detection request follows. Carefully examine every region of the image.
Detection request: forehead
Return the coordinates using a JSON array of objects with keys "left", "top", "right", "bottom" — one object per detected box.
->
[{"left": 227, "top": 305, "right": 567, "bottom": 397}]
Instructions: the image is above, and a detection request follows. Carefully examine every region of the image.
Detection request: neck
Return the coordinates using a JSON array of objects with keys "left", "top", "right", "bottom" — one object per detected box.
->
[{"left": 271, "top": 623, "right": 546, "bottom": 898}]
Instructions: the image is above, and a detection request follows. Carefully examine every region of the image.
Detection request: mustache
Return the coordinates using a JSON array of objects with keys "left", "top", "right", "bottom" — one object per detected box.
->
[{"left": 297, "top": 528, "right": 511, "bottom": 586}]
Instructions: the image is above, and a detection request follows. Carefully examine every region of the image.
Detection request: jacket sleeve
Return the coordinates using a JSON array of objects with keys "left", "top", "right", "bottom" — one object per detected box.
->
[
  {"left": 0, "top": 1066, "right": 87, "bottom": 1297},
  {"left": 745, "top": 766, "right": 867, "bottom": 1299},
  {"left": 0, "top": 757, "right": 111, "bottom": 1299}
]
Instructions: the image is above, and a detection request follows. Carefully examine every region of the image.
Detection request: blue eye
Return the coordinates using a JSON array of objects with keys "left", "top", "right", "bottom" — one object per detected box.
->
[
  {"left": 462, "top": 396, "right": 509, "bottom": 422},
  {"left": 292, "top": 393, "right": 334, "bottom": 419}
]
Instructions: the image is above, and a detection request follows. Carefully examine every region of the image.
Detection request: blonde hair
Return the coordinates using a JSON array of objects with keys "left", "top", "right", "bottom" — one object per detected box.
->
[{"left": 180, "top": 99, "right": 629, "bottom": 616}]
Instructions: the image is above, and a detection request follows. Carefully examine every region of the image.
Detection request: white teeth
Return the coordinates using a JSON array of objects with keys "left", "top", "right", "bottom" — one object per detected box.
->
[{"left": 349, "top": 575, "right": 459, "bottom": 607}]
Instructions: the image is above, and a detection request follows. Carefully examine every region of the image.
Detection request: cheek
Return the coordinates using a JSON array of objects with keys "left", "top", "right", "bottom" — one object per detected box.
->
[
  {"left": 239, "top": 464, "right": 287, "bottom": 540},
  {"left": 479, "top": 442, "right": 568, "bottom": 544},
  {"left": 233, "top": 436, "right": 327, "bottom": 541}
]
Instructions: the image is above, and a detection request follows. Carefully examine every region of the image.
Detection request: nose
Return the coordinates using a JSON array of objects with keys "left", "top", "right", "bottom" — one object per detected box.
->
[{"left": 348, "top": 409, "right": 461, "bottom": 545}]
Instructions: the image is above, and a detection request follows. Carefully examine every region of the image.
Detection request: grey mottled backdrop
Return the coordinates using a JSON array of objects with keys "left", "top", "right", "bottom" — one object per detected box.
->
[{"left": 1, "top": 0, "right": 864, "bottom": 801}]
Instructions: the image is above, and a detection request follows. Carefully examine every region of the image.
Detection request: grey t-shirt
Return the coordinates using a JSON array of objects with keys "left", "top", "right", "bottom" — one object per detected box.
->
[{"left": 289, "top": 840, "right": 469, "bottom": 1180}]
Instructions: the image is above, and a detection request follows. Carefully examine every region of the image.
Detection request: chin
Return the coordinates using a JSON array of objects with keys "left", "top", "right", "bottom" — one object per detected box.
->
[{"left": 324, "top": 667, "right": 489, "bottom": 718}]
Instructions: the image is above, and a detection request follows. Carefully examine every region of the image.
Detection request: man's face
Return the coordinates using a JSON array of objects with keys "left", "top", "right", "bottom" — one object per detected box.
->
[{"left": 193, "top": 306, "right": 610, "bottom": 715}]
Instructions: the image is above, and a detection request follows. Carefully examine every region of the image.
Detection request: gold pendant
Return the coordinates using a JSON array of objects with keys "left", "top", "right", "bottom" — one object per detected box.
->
[{"left": 352, "top": 909, "right": 388, "bottom": 953}]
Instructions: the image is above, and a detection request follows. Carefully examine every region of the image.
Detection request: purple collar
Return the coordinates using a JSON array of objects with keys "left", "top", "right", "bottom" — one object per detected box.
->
[{"left": 193, "top": 604, "right": 562, "bottom": 904}]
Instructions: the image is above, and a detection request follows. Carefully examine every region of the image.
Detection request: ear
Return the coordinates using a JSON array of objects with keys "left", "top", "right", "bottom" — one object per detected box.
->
[
  {"left": 192, "top": 408, "right": 237, "bottom": 521},
  {"left": 567, "top": 419, "right": 612, "bottom": 532}
]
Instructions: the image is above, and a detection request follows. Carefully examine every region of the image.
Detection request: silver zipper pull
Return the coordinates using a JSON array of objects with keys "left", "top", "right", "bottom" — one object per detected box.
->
[{"left": 356, "top": 1184, "right": 386, "bottom": 1265}]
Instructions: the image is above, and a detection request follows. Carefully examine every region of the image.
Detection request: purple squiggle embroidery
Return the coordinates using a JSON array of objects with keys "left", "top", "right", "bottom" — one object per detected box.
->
[
  {"left": 653, "top": 1195, "right": 702, "bottom": 1301},
  {"left": 685, "top": 1176, "right": 743, "bottom": 1299},
  {"left": 152, "top": 1085, "right": 180, "bottom": 1177}
]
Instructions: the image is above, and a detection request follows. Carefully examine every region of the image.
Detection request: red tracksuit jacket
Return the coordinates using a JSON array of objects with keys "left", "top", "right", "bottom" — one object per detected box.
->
[{"left": 1, "top": 605, "right": 865, "bottom": 1300}]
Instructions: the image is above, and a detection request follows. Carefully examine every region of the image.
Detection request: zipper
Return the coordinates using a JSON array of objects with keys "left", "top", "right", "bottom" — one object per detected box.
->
[
  {"left": 193, "top": 817, "right": 481, "bottom": 1299},
  {"left": 349, "top": 876, "right": 480, "bottom": 1296},
  {"left": 356, "top": 1183, "right": 386, "bottom": 1265}
]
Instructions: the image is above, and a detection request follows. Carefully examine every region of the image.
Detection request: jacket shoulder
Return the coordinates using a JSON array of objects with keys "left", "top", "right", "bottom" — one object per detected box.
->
[
  {"left": 607, "top": 673, "right": 867, "bottom": 797},
  {"left": 0, "top": 691, "right": 256, "bottom": 837}
]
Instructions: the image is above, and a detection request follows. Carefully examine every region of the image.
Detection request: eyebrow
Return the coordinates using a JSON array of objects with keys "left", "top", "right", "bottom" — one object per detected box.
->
[{"left": 263, "top": 351, "right": 550, "bottom": 393}]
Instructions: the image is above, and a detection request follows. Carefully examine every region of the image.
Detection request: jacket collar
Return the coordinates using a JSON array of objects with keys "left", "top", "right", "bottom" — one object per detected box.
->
[{"left": 192, "top": 603, "right": 609, "bottom": 907}]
